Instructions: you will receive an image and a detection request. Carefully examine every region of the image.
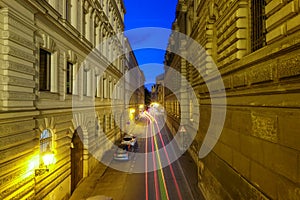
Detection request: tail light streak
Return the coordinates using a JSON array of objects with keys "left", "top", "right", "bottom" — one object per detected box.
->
[{"left": 144, "top": 111, "right": 183, "bottom": 200}]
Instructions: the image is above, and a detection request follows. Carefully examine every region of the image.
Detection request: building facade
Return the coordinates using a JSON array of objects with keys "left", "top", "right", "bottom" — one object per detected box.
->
[
  {"left": 123, "top": 38, "right": 145, "bottom": 131},
  {"left": 0, "top": 0, "right": 142, "bottom": 199},
  {"left": 164, "top": 0, "right": 300, "bottom": 199}
]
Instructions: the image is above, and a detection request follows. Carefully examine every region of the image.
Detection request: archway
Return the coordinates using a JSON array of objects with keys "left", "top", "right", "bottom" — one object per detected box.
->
[{"left": 71, "top": 128, "right": 84, "bottom": 193}]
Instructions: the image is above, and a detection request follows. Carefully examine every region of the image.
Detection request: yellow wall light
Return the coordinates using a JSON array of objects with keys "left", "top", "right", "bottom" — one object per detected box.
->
[
  {"left": 35, "top": 150, "right": 55, "bottom": 176},
  {"left": 129, "top": 108, "right": 136, "bottom": 114},
  {"left": 42, "top": 152, "right": 55, "bottom": 166}
]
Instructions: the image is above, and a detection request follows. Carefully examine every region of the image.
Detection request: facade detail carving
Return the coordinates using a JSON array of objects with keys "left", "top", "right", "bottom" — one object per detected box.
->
[
  {"left": 278, "top": 54, "right": 300, "bottom": 79},
  {"left": 251, "top": 113, "right": 278, "bottom": 142}
]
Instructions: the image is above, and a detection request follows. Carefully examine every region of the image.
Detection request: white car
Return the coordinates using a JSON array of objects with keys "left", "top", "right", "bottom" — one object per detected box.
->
[
  {"left": 121, "top": 134, "right": 137, "bottom": 146},
  {"left": 113, "top": 144, "right": 129, "bottom": 161},
  {"left": 120, "top": 134, "right": 138, "bottom": 152}
]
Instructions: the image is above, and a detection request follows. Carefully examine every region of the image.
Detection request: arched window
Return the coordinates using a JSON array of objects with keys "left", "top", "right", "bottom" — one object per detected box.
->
[
  {"left": 40, "top": 129, "right": 52, "bottom": 153},
  {"left": 40, "top": 129, "right": 53, "bottom": 166}
]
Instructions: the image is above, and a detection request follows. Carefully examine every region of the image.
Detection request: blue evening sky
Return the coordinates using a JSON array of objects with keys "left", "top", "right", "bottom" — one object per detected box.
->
[{"left": 124, "top": 0, "right": 177, "bottom": 90}]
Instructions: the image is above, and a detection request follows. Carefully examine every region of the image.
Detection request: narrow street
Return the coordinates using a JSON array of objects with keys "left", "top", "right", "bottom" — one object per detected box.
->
[{"left": 70, "top": 110, "right": 204, "bottom": 200}]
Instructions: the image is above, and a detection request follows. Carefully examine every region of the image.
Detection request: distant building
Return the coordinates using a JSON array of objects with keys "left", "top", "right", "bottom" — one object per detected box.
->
[
  {"left": 124, "top": 38, "right": 145, "bottom": 125},
  {"left": 151, "top": 73, "right": 164, "bottom": 103},
  {"left": 164, "top": 0, "right": 300, "bottom": 199},
  {"left": 155, "top": 73, "right": 165, "bottom": 105},
  {"left": 0, "top": 0, "right": 142, "bottom": 199}
]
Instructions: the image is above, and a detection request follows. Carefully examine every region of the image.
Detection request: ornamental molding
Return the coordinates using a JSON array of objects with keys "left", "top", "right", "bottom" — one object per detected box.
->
[
  {"left": 35, "top": 30, "right": 57, "bottom": 53},
  {"left": 37, "top": 117, "right": 56, "bottom": 134},
  {"left": 67, "top": 50, "right": 78, "bottom": 64},
  {"left": 72, "top": 112, "right": 92, "bottom": 133}
]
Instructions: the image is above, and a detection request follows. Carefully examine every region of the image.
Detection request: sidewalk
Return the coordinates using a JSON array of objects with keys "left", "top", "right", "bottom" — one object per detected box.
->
[
  {"left": 70, "top": 121, "right": 139, "bottom": 200},
  {"left": 179, "top": 152, "right": 204, "bottom": 199},
  {"left": 69, "top": 162, "right": 111, "bottom": 200}
]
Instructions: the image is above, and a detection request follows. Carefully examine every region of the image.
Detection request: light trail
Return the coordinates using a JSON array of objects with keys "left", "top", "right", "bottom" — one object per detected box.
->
[
  {"left": 151, "top": 128, "right": 160, "bottom": 200},
  {"left": 150, "top": 111, "right": 184, "bottom": 200},
  {"left": 145, "top": 119, "right": 149, "bottom": 200},
  {"left": 144, "top": 112, "right": 160, "bottom": 200},
  {"left": 144, "top": 111, "right": 174, "bottom": 200},
  {"left": 157, "top": 116, "right": 195, "bottom": 200},
  {"left": 152, "top": 122, "right": 170, "bottom": 200}
]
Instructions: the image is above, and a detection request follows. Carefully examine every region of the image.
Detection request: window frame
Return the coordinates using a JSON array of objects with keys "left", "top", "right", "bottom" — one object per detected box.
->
[
  {"left": 251, "top": 0, "right": 267, "bottom": 52},
  {"left": 66, "top": 62, "right": 73, "bottom": 94},
  {"left": 83, "top": 69, "right": 88, "bottom": 96},
  {"left": 66, "top": 0, "right": 71, "bottom": 22},
  {"left": 39, "top": 49, "right": 51, "bottom": 91},
  {"left": 39, "top": 129, "right": 53, "bottom": 167}
]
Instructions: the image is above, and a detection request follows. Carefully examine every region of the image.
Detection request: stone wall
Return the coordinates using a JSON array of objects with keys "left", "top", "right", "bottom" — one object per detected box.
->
[{"left": 164, "top": 0, "right": 300, "bottom": 199}]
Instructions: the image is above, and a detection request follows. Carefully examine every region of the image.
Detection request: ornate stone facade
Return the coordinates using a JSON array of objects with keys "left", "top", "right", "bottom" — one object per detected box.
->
[
  {"left": 0, "top": 0, "right": 143, "bottom": 199},
  {"left": 164, "top": 0, "right": 300, "bottom": 199}
]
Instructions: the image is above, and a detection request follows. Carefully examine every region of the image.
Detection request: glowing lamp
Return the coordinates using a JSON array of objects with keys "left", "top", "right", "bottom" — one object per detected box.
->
[
  {"left": 129, "top": 108, "right": 135, "bottom": 114},
  {"left": 35, "top": 149, "right": 55, "bottom": 176},
  {"left": 42, "top": 152, "right": 55, "bottom": 166}
]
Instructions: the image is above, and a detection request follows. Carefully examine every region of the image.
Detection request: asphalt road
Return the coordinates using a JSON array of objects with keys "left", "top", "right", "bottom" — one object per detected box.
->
[{"left": 71, "top": 110, "right": 204, "bottom": 200}]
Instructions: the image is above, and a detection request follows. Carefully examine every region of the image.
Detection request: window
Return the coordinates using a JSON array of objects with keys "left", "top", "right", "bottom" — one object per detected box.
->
[
  {"left": 251, "top": 0, "right": 266, "bottom": 52},
  {"left": 95, "top": 117, "right": 100, "bottom": 148},
  {"left": 103, "top": 78, "right": 107, "bottom": 98},
  {"left": 66, "top": 0, "right": 71, "bottom": 22},
  {"left": 103, "top": 115, "right": 106, "bottom": 132},
  {"left": 109, "top": 114, "right": 112, "bottom": 129},
  {"left": 40, "top": 129, "right": 53, "bottom": 165},
  {"left": 39, "top": 49, "right": 51, "bottom": 91},
  {"left": 66, "top": 62, "right": 73, "bottom": 94},
  {"left": 113, "top": 83, "right": 116, "bottom": 99},
  {"left": 109, "top": 81, "right": 112, "bottom": 99},
  {"left": 113, "top": 114, "right": 116, "bottom": 128},
  {"left": 95, "top": 75, "right": 98, "bottom": 97},
  {"left": 82, "top": 10, "right": 86, "bottom": 37},
  {"left": 83, "top": 69, "right": 87, "bottom": 96}
]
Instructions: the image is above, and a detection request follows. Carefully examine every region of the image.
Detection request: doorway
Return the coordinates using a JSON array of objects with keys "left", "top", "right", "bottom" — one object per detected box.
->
[{"left": 71, "top": 129, "right": 83, "bottom": 193}]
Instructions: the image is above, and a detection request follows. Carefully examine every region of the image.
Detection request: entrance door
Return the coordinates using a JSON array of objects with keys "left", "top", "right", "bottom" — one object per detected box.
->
[{"left": 71, "top": 130, "right": 83, "bottom": 193}]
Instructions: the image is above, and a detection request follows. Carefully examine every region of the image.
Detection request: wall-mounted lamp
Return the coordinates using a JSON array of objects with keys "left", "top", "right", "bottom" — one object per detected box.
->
[
  {"left": 35, "top": 149, "right": 55, "bottom": 176},
  {"left": 129, "top": 108, "right": 136, "bottom": 114}
]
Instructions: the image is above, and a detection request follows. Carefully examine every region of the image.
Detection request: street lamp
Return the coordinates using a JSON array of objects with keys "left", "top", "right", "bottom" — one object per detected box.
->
[{"left": 35, "top": 147, "right": 55, "bottom": 176}]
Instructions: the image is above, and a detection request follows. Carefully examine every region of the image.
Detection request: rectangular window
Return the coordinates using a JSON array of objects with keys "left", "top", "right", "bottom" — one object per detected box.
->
[
  {"left": 103, "top": 115, "right": 106, "bottom": 132},
  {"left": 251, "top": 0, "right": 266, "bottom": 52},
  {"left": 109, "top": 81, "right": 112, "bottom": 99},
  {"left": 39, "top": 49, "right": 51, "bottom": 91},
  {"left": 103, "top": 78, "right": 107, "bottom": 98},
  {"left": 66, "top": 0, "right": 71, "bottom": 22},
  {"left": 109, "top": 114, "right": 112, "bottom": 129},
  {"left": 82, "top": 12, "right": 85, "bottom": 36},
  {"left": 83, "top": 70, "right": 87, "bottom": 96},
  {"left": 66, "top": 62, "right": 73, "bottom": 94},
  {"left": 95, "top": 75, "right": 98, "bottom": 97}
]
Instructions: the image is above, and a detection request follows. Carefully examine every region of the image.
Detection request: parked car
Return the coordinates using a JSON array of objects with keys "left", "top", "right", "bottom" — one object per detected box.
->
[
  {"left": 113, "top": 144, "right": 129, "bottom": 161},
  {"left": 121, "top": 134, "right": 137, "bottom": 146},
  {"left": 120, "top": 134, "right": 138, "bottom": 152}
]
